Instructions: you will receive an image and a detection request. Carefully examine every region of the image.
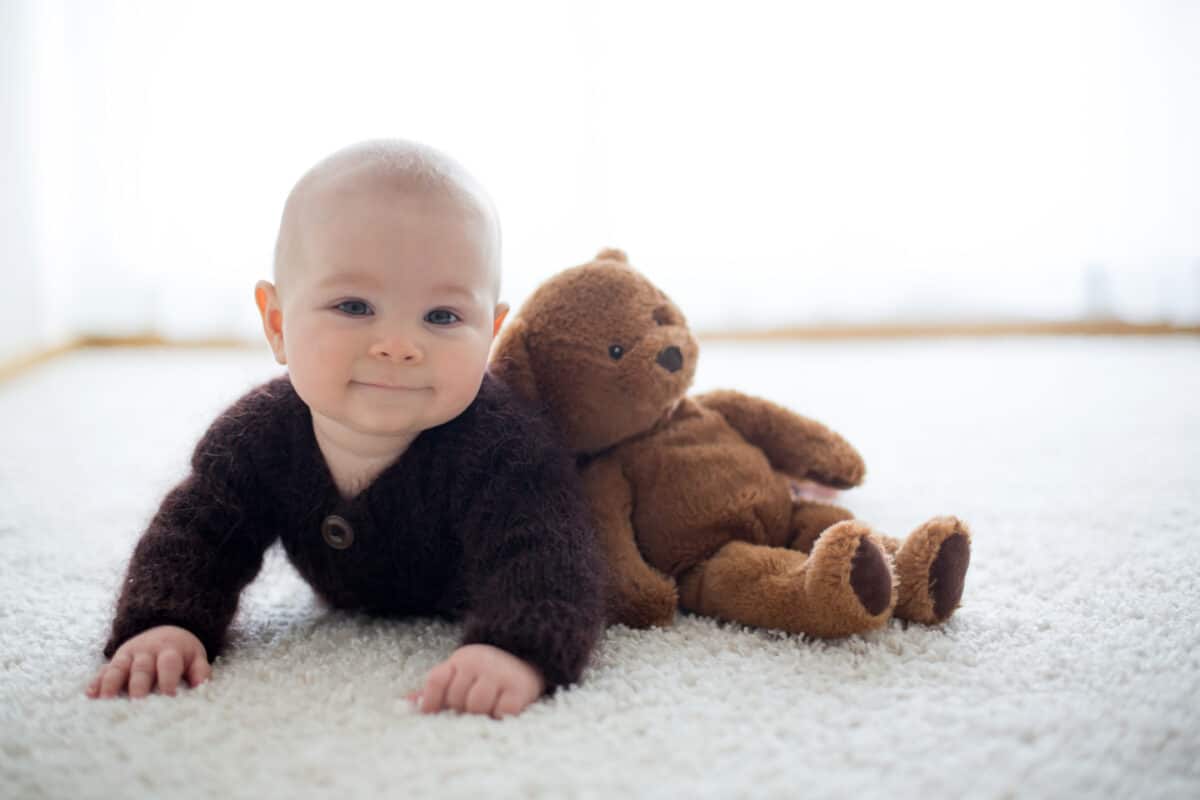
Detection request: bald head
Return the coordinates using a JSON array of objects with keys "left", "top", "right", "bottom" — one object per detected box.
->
[{"left": 273, "top": 139, "right": 502, "bottom": 299}]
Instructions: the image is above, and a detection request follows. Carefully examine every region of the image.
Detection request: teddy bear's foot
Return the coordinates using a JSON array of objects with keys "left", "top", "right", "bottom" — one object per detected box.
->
[
  {"left": 677, "top": 521, "right": 894, "bottom": 638},
  {"left": 888, "top": 516, "right": 972, "bottom": 625},
  {"left": 804, "top": 520, "right": 895, "bottom": 636}
]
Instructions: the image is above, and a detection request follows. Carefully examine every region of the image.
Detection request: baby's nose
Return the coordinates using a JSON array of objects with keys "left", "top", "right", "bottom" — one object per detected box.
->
[{"left": 371, "top": 334, "right": 423, "bottom": 362}]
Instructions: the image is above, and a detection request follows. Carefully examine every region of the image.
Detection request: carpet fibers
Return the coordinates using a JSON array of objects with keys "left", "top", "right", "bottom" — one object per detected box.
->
[{"left": 2, "top": 338, "right": 1197, "bottom": 799}]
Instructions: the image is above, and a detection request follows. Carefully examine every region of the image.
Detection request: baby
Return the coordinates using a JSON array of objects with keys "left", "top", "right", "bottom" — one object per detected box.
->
[{"left": 86, "top": 139, "right": 604, "bottom": 718}]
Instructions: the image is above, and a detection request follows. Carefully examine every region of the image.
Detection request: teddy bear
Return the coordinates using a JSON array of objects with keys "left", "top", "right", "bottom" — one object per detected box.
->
[{"left": 490, "top": 249, "right": 971, "bottom": 638}]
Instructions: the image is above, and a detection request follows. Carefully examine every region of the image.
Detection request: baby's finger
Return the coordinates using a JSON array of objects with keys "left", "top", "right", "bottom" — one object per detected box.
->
[
  {"left": 127, "top": 652, "right": 156, "bottom": 699},
  {"left": 444, "top": 671, "right": 477, "bottom": 713},
  {"left": 157, "top": 649, "right": 185, "bottom": 695},
  {"left": 465, "top": 680, "right": 500, "bottom": 717},
  {"left": 185, "top": 655, "right": 212, "bottom": 688},
  {"left": 493, "top": 690, "right": 528, "bottom": 719},
  {"left": 86, "top": 666, "right": 107, "bottom": 693},
  {"left": 420, "top": 664, "right": 456, "bottom": 714},
  {"left": 99, "top": 655, "right": 132, "bottom": 698}
]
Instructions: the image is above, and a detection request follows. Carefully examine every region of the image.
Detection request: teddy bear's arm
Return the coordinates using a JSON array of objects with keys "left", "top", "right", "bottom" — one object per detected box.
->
[
  {"left": 581, "top": 456, "right": 679, "bottom": 628},
  {"left": 694, "top": 389, "right": 866, "bottom": 489}
]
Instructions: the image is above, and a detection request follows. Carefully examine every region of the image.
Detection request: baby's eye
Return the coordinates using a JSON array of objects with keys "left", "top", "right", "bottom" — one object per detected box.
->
[
  {"left": 335, "top": 300, "right": 372, "bottom": 316},
  {"left": 425, "top": 309, "right": 460, "bottom": 326}
]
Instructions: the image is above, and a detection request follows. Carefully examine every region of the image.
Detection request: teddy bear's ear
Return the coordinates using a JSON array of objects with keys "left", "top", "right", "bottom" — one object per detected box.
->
[
  {"left": 595, "top": 247, "right": 628, "bottom": 263},
  {"left": 490, "top": 317, "right": 541, "bottom": 405}
]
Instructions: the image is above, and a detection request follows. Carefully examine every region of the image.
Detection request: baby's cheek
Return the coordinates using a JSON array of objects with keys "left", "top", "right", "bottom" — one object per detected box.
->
[
  {"left": 437, "top": 382, "right": 481, "bottom": 425},
  {"left": 289, "top": 357, "right": 348, "bottom": 419},
  {"left": 430, "top": 378, "right": 480, "bottom": 427}
]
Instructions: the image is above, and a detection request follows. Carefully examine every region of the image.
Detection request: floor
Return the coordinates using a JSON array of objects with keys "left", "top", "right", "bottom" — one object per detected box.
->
[{"left": 1, "top": 338, "right": 1197, "bottom": 799}]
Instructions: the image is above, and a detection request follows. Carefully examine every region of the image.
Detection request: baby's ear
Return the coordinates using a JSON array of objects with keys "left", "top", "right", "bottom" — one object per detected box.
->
[
  {"left": 492, "top": 302, "right": 510, "bottom": 338},
  {"left": 254, "top": 280, "right": 287, "bottom": 365},
  {"left": 490, "top": 317, "right": 540, "bottom": 405}
]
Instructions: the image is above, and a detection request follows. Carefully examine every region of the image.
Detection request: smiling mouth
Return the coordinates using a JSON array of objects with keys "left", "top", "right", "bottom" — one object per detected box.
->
[{"left": 353, "top": 381, "right": 428, "bottom": 391}]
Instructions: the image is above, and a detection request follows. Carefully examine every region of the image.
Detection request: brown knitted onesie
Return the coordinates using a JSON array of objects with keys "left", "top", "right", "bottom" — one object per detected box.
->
[{"left": 104, "top": 372, "right": 604, "bottom": 691}]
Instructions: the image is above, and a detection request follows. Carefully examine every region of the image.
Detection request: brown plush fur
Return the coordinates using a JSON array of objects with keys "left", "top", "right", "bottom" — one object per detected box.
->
[{"left": 491, "top": 249, "right": 971, "bottom": 637}]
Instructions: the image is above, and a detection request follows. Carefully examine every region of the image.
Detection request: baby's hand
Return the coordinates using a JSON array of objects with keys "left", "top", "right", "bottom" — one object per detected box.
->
[
  {"left": 86, "top": 625, "right": 211, "bottom": 699},
  {"left": 413, "top": 643, "right": 545, "bottom": 719}
]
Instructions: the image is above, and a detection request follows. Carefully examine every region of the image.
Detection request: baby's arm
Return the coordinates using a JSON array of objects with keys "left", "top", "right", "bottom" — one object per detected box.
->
[
  {"left": 446, "top": 388, "right": 605, "bottom": 716},
  {"left": 87, "top": 625, "right": 210, "bottom": 699},
  {"left": 96, "top": 382, "right": 283, "bottom": 690},
  {"left": 413, "top": 644, "right": 545, "bottom": 718}
]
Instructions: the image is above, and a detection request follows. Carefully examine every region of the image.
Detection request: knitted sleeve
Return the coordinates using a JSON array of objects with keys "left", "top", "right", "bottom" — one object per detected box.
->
[
  {"left": 458, "top": 383, "right": 605, "bottom": 693},
  {"left": 103, "top": 382, "right": 284, "bottom": 662}
]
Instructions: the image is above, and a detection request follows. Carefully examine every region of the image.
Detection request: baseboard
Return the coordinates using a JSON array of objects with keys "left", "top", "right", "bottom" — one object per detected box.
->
[
  {"left": 0, "top": 339, "right": 83, "bottom": 383},
  {"left": 73, "top": 335, "right": 257, "bottom": 349},
  {"left": 698, "top": 320, "right": 1200, "bottom": 341},
  {"left": 0, "top": 336, "right": 257, "bottom": 383},
  {"left": 2, "top": 323, "right": 1197, "bottom": 384}
]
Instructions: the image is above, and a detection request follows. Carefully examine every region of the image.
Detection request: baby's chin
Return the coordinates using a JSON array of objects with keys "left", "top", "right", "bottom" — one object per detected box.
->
[{"left": 339, "top": 402, "right": 474, "bottom": 438}]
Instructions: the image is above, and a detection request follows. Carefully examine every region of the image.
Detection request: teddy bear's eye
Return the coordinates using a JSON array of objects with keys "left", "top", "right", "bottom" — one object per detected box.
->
[{"left": 608, "top": 345, "right": 625, "bottom": 360}]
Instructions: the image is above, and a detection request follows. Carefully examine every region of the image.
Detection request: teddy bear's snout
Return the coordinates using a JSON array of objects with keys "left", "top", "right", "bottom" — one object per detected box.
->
[{"left": 656, "top": 346, "right": 684, "bottom": 373}]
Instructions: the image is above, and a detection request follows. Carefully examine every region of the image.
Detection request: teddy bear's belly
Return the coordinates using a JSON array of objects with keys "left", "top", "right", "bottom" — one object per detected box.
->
[{"left": 628, "top": 438, "right": 793, "bottom": 576}]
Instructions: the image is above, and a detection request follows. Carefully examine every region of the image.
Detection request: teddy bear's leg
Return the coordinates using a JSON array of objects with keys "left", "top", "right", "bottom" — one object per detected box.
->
[
  {"left": 786, "top": 500, "right": 856, "bottom": 554},
  {"left": 882, "top": 516, "right": 971, "bottom": 625},
  {"left": 602, "top": 531, "right": 680, "bottom": 629},
  {"left": 676, "top": 521, "right": 895, "bottom": 638}
]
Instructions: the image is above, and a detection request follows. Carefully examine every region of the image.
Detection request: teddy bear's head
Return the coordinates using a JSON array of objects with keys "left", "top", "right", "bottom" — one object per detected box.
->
[{"left": 491, "top": 249, "right": 699, "bottom": 454}]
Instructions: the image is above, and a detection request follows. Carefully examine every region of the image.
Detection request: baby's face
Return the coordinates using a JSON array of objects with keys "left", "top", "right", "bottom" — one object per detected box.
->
[{"left": 268, "top": 184, "right": 502, "bottom": 438}]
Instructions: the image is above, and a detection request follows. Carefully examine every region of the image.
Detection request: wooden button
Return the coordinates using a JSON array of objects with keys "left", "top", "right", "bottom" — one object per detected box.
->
[{"left": 321, "top": 514, "right": 354, "bottom": 550}]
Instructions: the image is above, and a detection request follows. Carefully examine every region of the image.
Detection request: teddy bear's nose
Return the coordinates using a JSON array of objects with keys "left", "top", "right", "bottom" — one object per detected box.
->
[{"left": 656, "top": 346, "right": 684, "bottom": 373}]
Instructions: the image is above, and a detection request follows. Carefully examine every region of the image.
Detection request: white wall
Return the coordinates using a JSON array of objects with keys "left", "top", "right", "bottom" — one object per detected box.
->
[
  {"left": 0, "top": 1, "right": 49, "bottom": 364},
  {"left": 6, "top": 0, "right": 1200, "bottom": 348}
]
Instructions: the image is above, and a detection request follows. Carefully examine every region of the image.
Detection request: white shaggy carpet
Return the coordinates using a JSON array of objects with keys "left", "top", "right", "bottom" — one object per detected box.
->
[{"left": 2, "top": 338, "right": 1198, "bottom": 799}]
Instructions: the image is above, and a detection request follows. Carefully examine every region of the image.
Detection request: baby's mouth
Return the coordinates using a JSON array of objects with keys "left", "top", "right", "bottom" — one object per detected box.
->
[{"left": 353, "top": 380, "right": 427, "bottom": 391}]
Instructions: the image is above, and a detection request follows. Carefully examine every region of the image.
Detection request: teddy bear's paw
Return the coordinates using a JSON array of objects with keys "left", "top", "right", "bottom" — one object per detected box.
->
[
  {"left": 850, "top": 536, "right": 892, "bottom": 617},
  {"left": 893, "top": 516, "right": 972, "bottom": 625},
  {"left": 803, "top": 521, "right": 895, "bottom": 637},
  {"left": 605, "top": 575, "right": 679, "bottom": 629}
]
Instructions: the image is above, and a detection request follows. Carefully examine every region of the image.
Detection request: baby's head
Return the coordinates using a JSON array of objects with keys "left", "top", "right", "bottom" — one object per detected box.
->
[{"left": 255, "top": 139, "right": 508, "bottom": 438}]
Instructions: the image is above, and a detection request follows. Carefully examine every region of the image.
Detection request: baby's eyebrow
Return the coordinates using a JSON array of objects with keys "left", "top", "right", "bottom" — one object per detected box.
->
[
  {"left": 316, "top": 271, "right": 383, "bottom": 290},
  {"left": 430, "top": 284, "right": 479, "bottom": 301},
  {"left": 315, "top": 273, "right": 482, "bottom": 304}
]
